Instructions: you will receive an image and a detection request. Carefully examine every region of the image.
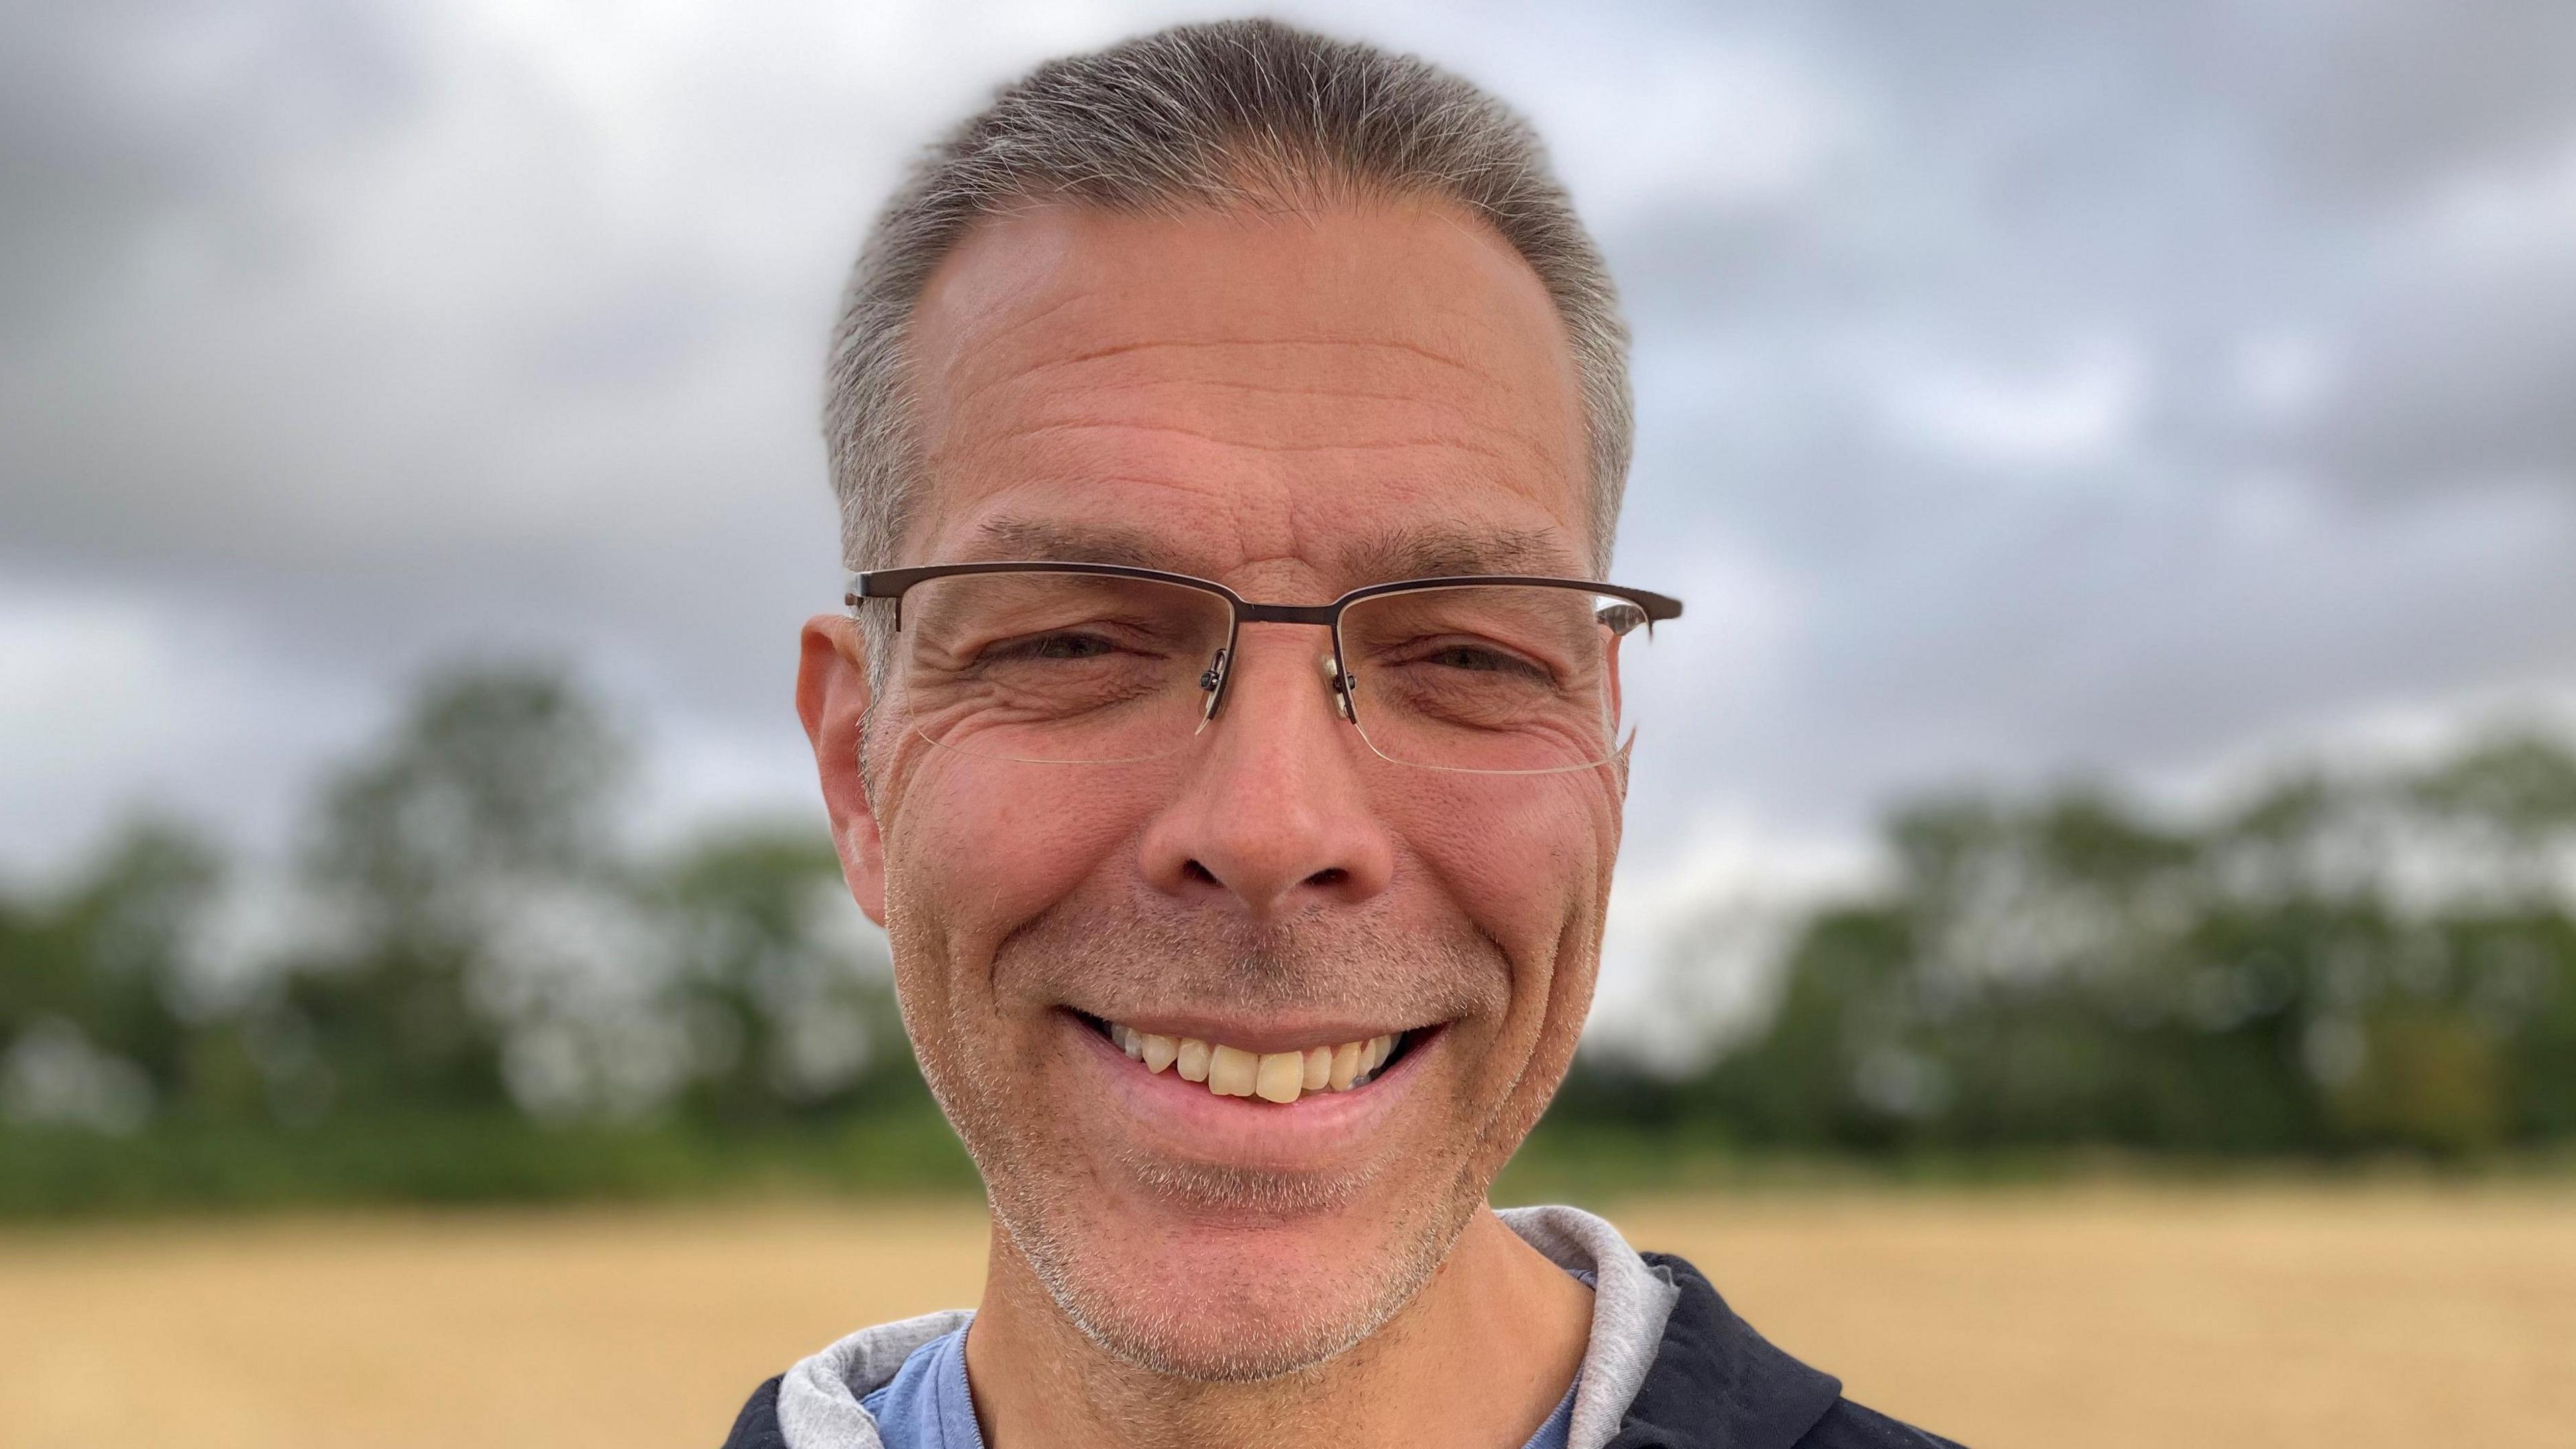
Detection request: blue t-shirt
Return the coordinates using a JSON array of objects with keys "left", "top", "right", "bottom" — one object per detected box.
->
[{"left": 861, "top": 1318, "right": 1579, "bottom": 1449}]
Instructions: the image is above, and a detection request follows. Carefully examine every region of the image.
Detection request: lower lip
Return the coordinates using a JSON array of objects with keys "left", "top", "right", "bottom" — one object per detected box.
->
[{"left": 1068, "top": 1013, "right": 1439, "bottom": 1171}]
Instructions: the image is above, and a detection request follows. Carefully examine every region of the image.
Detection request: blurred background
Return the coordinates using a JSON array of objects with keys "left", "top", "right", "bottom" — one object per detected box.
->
[{"left": 5, "top": 2, "right": 2575, "bottom": 1446}]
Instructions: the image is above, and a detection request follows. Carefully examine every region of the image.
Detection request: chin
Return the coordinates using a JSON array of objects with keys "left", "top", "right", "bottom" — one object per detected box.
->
[
  {"left": 996, "top": 1159, "right": 1470, "bottom": 1383},
  {"left": 1032, "top": 1216, "right": 1436, "bottom": 1382}
]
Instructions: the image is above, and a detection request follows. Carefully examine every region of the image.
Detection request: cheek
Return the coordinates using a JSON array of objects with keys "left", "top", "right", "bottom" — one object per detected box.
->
[
  {"left": 884, "top": 751, "right": 1162, "bottom": 997},
  {"left": 1391, "top": 770, "right": 1620, "bottom": 1000}
]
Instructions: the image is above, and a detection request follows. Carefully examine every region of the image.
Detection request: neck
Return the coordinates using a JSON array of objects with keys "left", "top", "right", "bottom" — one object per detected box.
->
[{"left": 962, "top": 1206, "right": 1592, "bottom": 1449}]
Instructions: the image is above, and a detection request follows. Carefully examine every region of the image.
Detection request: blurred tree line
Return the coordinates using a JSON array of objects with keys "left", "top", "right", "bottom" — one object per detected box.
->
[
  {"left": 1556, "top": 733, "right": 2576, "bottom": 1162},
  {"left": 0, "top": 663, "right": 957, "bottom": 1212},
  {"left": 7, "top": 661, "right": 2576, "bottom": 1212}
]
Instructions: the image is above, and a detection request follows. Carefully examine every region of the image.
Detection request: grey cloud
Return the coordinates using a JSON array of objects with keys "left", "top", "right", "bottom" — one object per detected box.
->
[
  {"left": 2251, "top": 0, "right": 2576, "bottom": 206},
  {"left": 1587, "top": 0, "right": 2576, "bottom": 849},
  {"left": 7, "top": 0, "right": 2576, "bottom": 1012},
  {"left": 2294, "top": 240, "right": 2576, "bottom": 491},
  {"left": 0, "top": 2, "right": 419, "bottom": 335}
]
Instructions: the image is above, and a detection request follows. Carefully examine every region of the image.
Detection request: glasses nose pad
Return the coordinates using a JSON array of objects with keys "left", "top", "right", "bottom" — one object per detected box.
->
[
  {"left": 1321, "top": 653, "right": 1358, "bottom": 722},
  {"left": 1199, "top": 647, "right": 1230, "bottom": 722}
]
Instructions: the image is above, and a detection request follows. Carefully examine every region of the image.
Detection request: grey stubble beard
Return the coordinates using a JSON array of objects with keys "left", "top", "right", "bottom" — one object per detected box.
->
[{"left": 890, "top": 890, "right": 1518, "bottom": 1385}]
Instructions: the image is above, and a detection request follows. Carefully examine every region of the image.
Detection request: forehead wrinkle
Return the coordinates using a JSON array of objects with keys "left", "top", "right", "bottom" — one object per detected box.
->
[
  {"left": 943, "top": 332, "right": 1513, "bottom": 443},
  {"left": 1071, "top": 375, "right": 1492, "bottom": 407},
  {"left": 908, "top": 201, "right": 1595, "bottom": 582},
  {"left": 1012, "top": 417, "right": 1528, "bottom": 467},
  {"left": 1006, "top": 333, "right": 1490, "bottom": 380},
  {"left": 931, "top": 339, "right": 1566, "bottom": 500}
]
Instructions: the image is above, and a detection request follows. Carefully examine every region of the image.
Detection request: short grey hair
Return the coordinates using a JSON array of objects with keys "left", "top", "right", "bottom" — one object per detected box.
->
[{"left": 823, "top": 18, "right": 1633, "bottom": 578}]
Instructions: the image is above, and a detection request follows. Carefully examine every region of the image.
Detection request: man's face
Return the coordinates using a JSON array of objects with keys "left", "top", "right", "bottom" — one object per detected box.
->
[{"left": 830, "top": 197, "right": 1619, "bottom": 1379}]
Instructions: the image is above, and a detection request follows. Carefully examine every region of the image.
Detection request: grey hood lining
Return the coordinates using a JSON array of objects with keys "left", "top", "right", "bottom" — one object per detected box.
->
[
  {"left": 1499, "top": 1204, "right": 1682, "bottom": 1448},
  {"left": 777, "top": 1307, "right": 969, "bottom": 1449}
]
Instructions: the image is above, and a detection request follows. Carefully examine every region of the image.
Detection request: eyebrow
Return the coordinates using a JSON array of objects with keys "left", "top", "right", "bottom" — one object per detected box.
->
[
  {"left": 1336, "top": 524, "right": 1587, "bottom": 582},
  {"left": 957, "top": 515, "right": 1589, "bottom": 586},
  {"left": 963, "top": 517, "right": 1184, "bottom": 570}
]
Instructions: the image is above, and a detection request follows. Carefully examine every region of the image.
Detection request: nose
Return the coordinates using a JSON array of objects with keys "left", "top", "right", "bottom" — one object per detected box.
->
[{"left": 1137, "top": 628, "right": 1395, "bottom": 919}]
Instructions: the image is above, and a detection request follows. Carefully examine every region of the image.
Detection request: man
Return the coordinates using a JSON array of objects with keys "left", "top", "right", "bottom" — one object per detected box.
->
[{"left": 739, "top": 19, "right": 1961, "bottom": 1449}]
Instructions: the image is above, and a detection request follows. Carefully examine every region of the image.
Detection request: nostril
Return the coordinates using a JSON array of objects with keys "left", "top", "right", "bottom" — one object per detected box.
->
[
  {"left": 1183, "top": 859, "right": 1221, "bottom": 885},
  {"left": 1304, "top": 867, "right": 1346, "bottom": 888}
]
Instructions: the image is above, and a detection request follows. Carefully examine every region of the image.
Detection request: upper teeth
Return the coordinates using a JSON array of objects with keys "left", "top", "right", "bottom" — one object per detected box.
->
[{"left": 1106, "top": 1022, "right": 1402, "bottom": 1104}]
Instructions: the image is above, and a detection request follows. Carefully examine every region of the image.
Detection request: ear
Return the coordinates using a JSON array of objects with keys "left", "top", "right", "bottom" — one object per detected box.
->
[{"left": 798, "top": 613, "right": 888, "bottom": 924}]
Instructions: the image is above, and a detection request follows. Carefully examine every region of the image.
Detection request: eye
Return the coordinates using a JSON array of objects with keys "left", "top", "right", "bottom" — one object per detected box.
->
[
  {"left": 984, "top": 631, "right": 1121, "bottom": 663},
  {"left": 1423, "top": 643, "right": 1516, "bottom": 672},
  {"left": 1407, "top": 639, "right": 1554, "bottom": 684}
]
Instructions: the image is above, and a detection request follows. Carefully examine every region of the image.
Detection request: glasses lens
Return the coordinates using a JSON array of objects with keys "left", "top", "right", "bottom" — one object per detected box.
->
[
  {"left": 890, "top": 571, "right": 1234, "bottom": 764},
  {"left": 1336, "top": 584, "right": 1653, "bottom": 773}
]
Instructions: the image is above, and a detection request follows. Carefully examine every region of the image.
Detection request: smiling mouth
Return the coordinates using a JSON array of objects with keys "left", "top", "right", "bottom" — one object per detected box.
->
[{"left": 1075, "top": 1012, "right": 1416, "bottom": 1105}]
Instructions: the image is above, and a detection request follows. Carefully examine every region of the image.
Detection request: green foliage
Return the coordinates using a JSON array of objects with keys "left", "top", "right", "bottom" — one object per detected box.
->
[
  {"left": 0, "top": 820, "right": 221, "bottom": 1130},
  {"left": 1558, "top": 727, "right": 2576, "bottom": 1161},
  {"left": 656, "top": 826, "right": 913, "bottom": 1122},
  {"left": 9, "top": 659, "right": 2576, "bottom": 1216},
  {"left": 1, "top": 660, "right": 941, "bottom": 1214},
  {"left": 268, "top": 663, "right": 631, "bottom": 1117}
]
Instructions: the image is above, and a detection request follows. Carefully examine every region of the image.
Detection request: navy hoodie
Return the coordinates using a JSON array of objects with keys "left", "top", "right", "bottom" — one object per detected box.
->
[{"left": 720, "top": 1251, "right": 1965, "bottom": 1448}]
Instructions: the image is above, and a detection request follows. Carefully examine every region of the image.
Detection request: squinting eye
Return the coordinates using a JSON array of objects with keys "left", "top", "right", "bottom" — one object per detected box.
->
[
  {"left": 1423, "top": 644, "right": 1516, "bottom": 672},
  {"left": 1421, "top": 637, "right": 1535, "bottom": 675},
  {"left": 986, "top": 632, "right": 1119, "bottom": 663}
]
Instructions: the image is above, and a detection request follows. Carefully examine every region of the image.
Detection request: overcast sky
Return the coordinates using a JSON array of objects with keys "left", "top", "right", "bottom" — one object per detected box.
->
[{"left": 8, "top": 0, "right": 2576, "bottom": 1033}]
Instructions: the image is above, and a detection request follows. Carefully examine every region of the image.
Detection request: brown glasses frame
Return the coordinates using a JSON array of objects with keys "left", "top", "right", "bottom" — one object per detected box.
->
[{"left": 849, "top": 561, "right": 1682, "bottom": 743}]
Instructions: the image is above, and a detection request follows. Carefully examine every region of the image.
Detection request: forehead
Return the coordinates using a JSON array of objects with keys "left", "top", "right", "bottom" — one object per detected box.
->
[{"left": 900, "top": 195, "right": 1593, "bottom": 589}]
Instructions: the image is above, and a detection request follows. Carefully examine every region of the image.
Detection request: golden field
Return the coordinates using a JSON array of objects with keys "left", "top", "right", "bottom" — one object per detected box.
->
[{"left": 4, "top": 1185, "right": 2571, "bottom": 1448}]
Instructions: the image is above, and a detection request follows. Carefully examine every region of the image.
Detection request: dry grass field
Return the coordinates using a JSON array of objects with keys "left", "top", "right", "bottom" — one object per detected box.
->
[{"left": 4, "top": 1184, "right": 2571, "bottom": 1448}]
